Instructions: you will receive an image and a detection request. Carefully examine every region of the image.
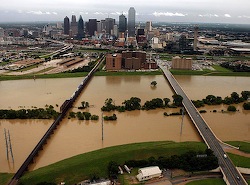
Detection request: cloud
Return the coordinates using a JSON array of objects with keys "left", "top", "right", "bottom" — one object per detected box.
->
[
  {"left": 110, "top": 12, "right": 121, "bottom": 15},
  {"left": 224, "top": 14, "right": 231, "bottom": 17},
  {"left": 152, "top": 12, "right": 186, "bottom": 17},
  {"left": 94, "top": 12, "right": 107, "bottom": 15},
  {"left": 26, "top": 11, "right": 58, "bottom": 15},
  {"left": 80, "top": 12, "right": 89, "bottom": 15},
  {"left": 238, "top": 15, "right": 250, "bottom": 18},
  {"left": 199, "top": 14, "right": 219, "bottom": 18}
]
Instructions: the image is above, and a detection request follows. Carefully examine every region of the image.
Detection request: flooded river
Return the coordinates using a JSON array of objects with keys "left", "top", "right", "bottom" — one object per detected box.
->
[{"left": 0, "top": 75, "right": 249, "bottom": 173}]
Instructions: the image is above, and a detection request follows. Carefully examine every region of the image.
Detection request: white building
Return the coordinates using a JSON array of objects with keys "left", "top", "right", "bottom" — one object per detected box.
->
[{"left": 136, "top": 166, "right": 162, "bottom": 182}]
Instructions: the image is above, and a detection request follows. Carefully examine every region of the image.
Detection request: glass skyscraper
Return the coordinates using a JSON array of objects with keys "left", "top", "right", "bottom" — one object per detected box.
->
[
  {"left": 128, "top": 7, "right": 135, "bottom": 37},
  {"left": 119, "top": 14, "right": 127, "bottom": 33},
  {"left": 78, "top": 15, "right": 84, "bottom": 39}
]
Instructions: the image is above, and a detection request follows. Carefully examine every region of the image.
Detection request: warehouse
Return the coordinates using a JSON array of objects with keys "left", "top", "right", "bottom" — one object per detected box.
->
[{"left": 136, "top": 166, "right": 162, "bottom": 182}]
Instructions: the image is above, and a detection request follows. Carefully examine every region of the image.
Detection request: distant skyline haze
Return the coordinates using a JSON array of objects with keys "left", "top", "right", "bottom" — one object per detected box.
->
[{"left": 0, "top": 0, "right": 250, "bottom": 24}]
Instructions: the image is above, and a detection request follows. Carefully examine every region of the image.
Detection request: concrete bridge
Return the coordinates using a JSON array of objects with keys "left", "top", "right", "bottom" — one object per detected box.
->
[{"left": 160, "top": 64, "right": 247, "bottom": 185}]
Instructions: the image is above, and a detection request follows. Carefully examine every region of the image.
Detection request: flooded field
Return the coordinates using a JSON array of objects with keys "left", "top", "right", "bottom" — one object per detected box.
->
[{"left": 0, "top": 75, "right": 249, "bottom": 172}]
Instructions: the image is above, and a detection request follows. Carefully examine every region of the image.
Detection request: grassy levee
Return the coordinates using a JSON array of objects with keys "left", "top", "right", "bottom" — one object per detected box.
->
[
  {"left": 19, "top": 141, "right": 206, "bottom": 185},
  {"left": 186, "top": 178, "right": 226, "bottom": 185},
  {"left": 94, "top": 70, "right": 162, "bottom": 76},
  {"left": 227, "top": 153, "right": 250, "bottom": 168},
  {"left": 0, "top": 71, "right": 162, "bottom": 81},
  {"left": 0, "top": 173, "right": 14, "bottom": 185},
  {"left": 226, "top": 141, "right": 250, "bottom": 153},
  {"left": 2, "top": 141, "right": 250, "bottom": 185}
]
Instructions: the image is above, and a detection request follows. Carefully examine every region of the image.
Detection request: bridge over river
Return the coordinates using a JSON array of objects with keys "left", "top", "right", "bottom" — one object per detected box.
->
[
  {"left": 8, "top": 55, "right": 104, "bottom": 185},
  {"left": 160, "top": 64, "right": 247, "bottom": 185}
]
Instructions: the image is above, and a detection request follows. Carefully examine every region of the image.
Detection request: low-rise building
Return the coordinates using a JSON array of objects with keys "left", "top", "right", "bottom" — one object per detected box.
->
[
  {"left": 136, "top": 166, "right": 162, "bottom": 182},
  {"left": 172, "top": 56, "right": 192, "bottom": 70},
  {"left": 106, "top": 53, "right": 122, "bottom": 71}
]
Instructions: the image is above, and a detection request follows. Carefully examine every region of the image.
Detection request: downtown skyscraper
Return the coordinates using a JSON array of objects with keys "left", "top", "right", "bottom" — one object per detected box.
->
[
  {"left": 78, "top": 15, "right": 84, "bottom": 39},
  {"left": 63, "top": 16, "right": 70, "bottom": 35},
  {"left": 119, "top": 14, "right": 127, "bottom": 33},
  {"left": 128, "top": 7, "right": 136, "bottom": 37}
]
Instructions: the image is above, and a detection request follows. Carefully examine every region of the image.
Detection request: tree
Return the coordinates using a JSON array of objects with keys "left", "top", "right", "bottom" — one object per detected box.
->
[
  {"left": 241, "top": 91, "right": 250, "bottom": 100},
  {"left": 243, "top": 102, "right": 250, "bottom": 110},
  {"left": 163, "top": 98, "right": 170, "bottom": 107},
  {"left": 231, "top": 92, "right": 240, "bottom": 103},
  {"left": 172, "top": 94, "right": 183, "bottom": 107},
  {"left": 122, "top": 97, "right": 141, "bottom": 111},
  {"left": 227, "top": 105, "right": 237, "bottom": 112},
  {"left": 108, "top": 161, "right": 119, "bottom": 176},
  {"left": 151, "top": 81, "right": 157, "bottom": 87}
]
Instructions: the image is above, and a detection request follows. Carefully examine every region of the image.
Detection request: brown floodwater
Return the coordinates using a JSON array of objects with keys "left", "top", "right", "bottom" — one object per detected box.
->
[{"left": 0, "top": 75, "right": 249, "bottom": 173}]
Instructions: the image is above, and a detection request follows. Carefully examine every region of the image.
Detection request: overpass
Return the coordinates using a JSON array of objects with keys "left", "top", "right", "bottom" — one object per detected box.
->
[
  {"left": 8, "top": 55, "right": 105, "bottom": 185},
  {"left": 159, "top": 65, "right": 248, "bottom": 185}
]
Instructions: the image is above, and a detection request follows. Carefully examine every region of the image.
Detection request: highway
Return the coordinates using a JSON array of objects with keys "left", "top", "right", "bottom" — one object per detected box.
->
[{"left": 160, "top": 65, "right": 247, "bottom": 185}]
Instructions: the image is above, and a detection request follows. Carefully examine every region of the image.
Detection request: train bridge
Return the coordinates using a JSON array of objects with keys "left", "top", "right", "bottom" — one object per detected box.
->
[{"left": 8, "top": 55, "right": 105, "bottom": 185}]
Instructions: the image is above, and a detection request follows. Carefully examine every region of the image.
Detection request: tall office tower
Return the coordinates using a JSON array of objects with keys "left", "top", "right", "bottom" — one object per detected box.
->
[
  {"left": 88, "top": 19, "right": 97, "bottom": 36},
  {"left": 71, "top": 15, "right": 78, "bottom": 37},
  {"left": 119, "top": 14, "right": 127, "bottom": 33},
  {"left": 97, "top": 21, "right": 102, "bottom": 33},
  {"left": 105, "top": 18, "right": 115, "bottom": 35},
  {"left": 77, "top": 15, "right": 84, "bottom": 39},
  {"left": 64, "top": 16, "right": 70, "bottom": 35},
  {"left": 194, "top": 26, "right": 198, "bottom": 51},
  {"left": 113, "top": 24, "right": 118, "bottom": 38},
  {"left": 128, "top": 7, "right": 136, "bottom": 37},
  {"left": 145, "top": 21, "right": 152, "bottom": 32}
]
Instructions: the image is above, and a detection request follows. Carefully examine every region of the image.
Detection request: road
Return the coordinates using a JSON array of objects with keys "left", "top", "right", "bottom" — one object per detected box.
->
[{"left": 159, "top": 64, "right": 247, "bottom": 185}]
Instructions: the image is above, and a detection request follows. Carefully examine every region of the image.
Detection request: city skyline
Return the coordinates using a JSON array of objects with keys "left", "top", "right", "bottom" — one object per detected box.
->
[{"left": 0, "top": 0, "right": 250, "bottom": 24}]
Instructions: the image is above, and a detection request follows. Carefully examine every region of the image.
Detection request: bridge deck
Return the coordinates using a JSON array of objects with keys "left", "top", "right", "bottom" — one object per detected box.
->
[{"left": 160, "top": 65, "right": 247, "bottom": 185}]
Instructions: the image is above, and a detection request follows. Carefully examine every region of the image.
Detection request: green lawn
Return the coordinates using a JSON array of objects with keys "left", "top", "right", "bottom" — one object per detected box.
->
[
  {"left": 95, "top": 70, "right": 162, "bottom": 76},
  {"left": 226, "top": 141, "right": 250, "bottom": 153},
  {"left": 0, "top": 173, "right": 14, "bottom": 185},
  {"left": 19, "top": 141, "right": 206, "bottom": 185},
  {"left": 228, "top": 153, "right": 250, "bottom": 168},
  {"left": 2, "top": 141, "right": 249, "bottom": 185},
  {"left": 186, "top": 178, "right": 226, "bottom": 185}
]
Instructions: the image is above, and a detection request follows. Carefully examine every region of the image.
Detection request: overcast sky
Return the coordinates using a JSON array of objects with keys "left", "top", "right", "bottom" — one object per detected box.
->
[{"left": 0, "top": 0, "right": 250, "bottom": 24}]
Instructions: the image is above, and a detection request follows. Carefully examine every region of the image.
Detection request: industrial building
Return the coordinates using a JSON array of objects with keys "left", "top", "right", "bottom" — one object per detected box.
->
[
  {"left": 106, "top": 51, "right": 158, "bottom": 71},
  {"left": 172, "top": 56, "right": 192, "bottom": 70},
  {"left": 136, "top": 166, "right": 162, "bottom": 182}
]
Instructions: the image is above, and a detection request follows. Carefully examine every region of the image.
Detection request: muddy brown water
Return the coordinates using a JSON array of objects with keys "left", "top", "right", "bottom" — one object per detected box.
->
[{"left": 0, "top": 75, "right": 249, "bottom": 172}]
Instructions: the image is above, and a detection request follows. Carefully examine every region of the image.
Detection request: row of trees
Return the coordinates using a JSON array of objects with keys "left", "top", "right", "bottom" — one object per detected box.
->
[
  {"left": 192, "top": 91, "right": 250, "bottom": 108},
  {"left": 108, "top": 149, "right": 218, "bottom": 177},
  {"left": 69, "top": 111, "right": 99, "bottom": 120},
  {"left": 101, "top": 95, "right": 183, "bottom": 112},
  {"left": 0, "top": 105, "right": 59, "bottom": 119},
  {"left": 221, "top": 62, "right": 250, "bottom": 72}
]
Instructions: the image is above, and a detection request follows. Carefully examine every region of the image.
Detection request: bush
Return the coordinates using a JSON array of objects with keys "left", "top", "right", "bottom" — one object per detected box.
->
[
  {"left": 104, "top": 114, "right": 117, "bottom": 121},
  {"left": 199, "top": 110, "right": 207, "bottom": 113},
  {"left": 243, "top": 102, "right": 250, "bottom": 110},
  {"left": 227, "top": 105, "right": 237, "bottom": 112}
]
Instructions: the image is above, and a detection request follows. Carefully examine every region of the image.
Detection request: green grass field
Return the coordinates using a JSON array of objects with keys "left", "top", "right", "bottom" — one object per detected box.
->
[
  {"left": 18, "top": 141, "right": 206, "bottom": 185},
  {"left": 226, "top": 141, "right": 250, "bottom": 153},
  {"left": 1, "top": 141, "right": 249, "bottom": 185},
  {"left": 0, "top": 173, "right": 14, "bottom": 185}
]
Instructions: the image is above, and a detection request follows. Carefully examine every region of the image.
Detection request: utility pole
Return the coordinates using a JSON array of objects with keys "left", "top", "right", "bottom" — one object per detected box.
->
[
  {"left": 101, "top": 113, "right": 104, "bottom": 141},
  {"left": 4, "top": 129, "right": 9, "bottom": 161},
  {"left": 180, "top": 107, "right": 184, "bottom": 135}
]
